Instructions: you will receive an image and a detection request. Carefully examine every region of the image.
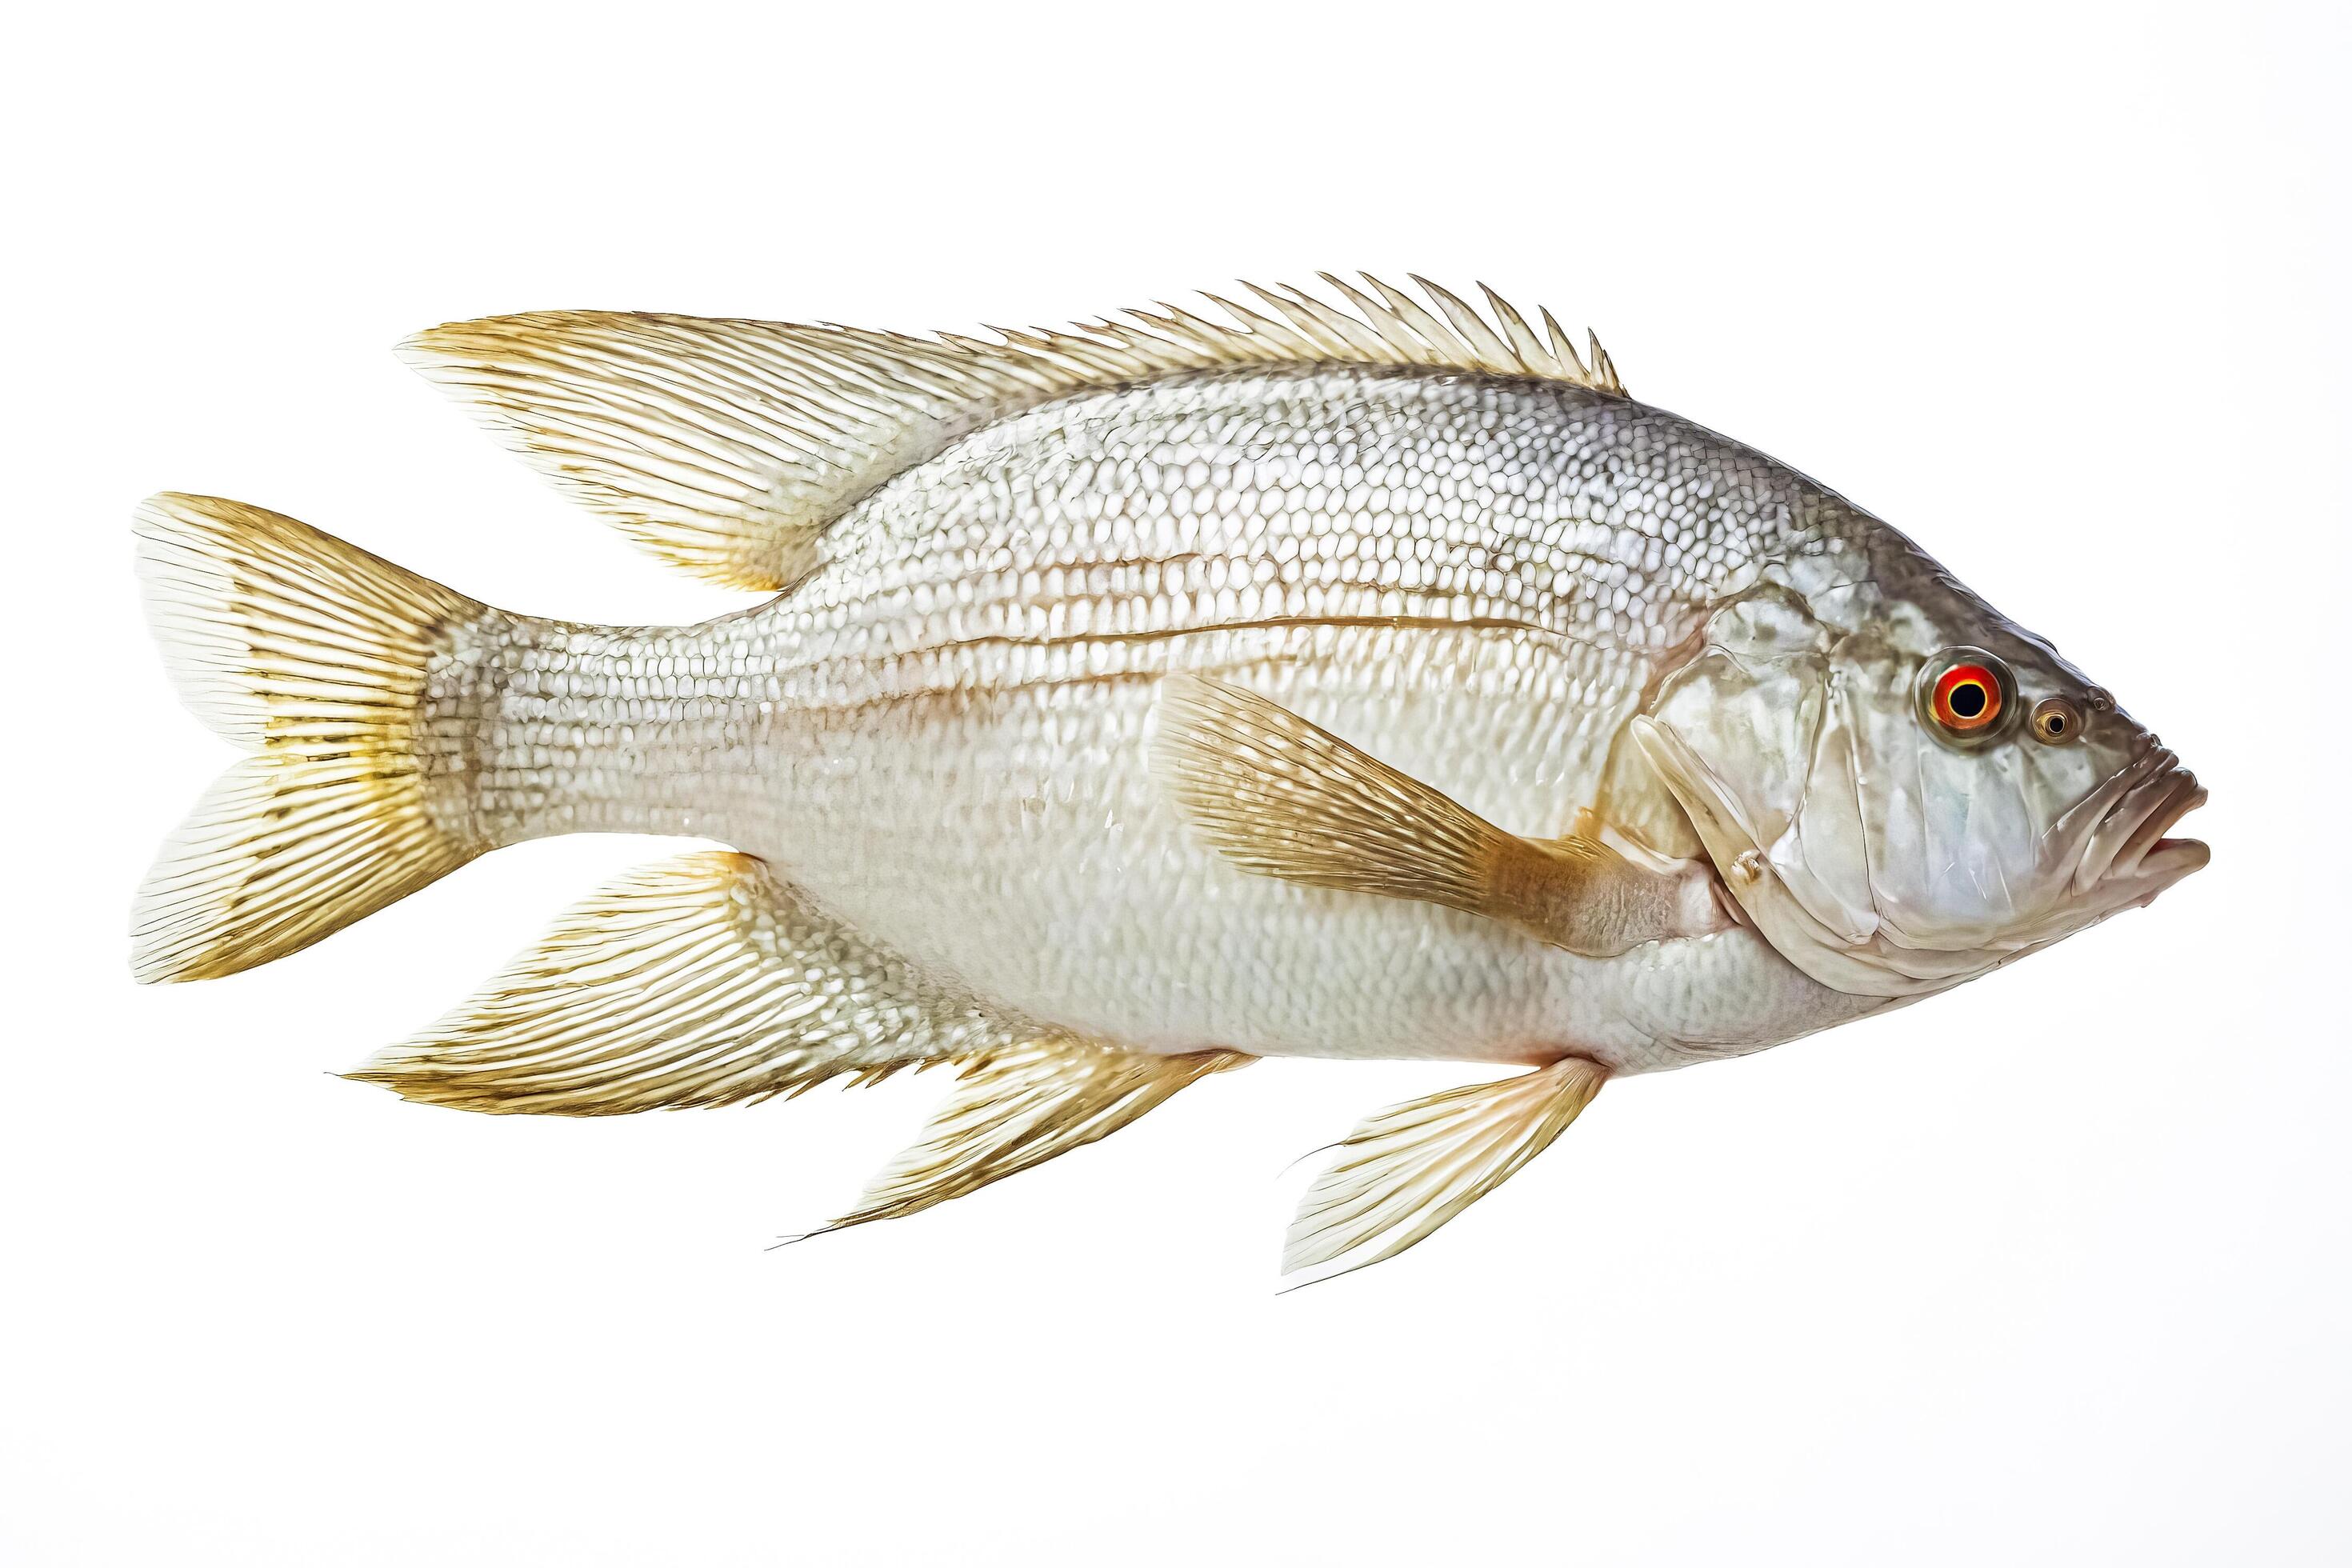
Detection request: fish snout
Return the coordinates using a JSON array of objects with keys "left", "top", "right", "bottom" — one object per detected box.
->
[{"left": 2075, "top": 750, "right": 2209, "bottom": 896}]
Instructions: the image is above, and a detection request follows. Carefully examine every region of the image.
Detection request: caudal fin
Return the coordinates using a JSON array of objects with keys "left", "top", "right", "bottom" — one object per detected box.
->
[{"left": 132, "top": 494, "right": 494, "bottom": 982}]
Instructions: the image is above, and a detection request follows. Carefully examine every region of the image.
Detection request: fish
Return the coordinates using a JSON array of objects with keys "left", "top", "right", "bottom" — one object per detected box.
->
[{"left": 130, "top": 274, "right": 2209, "bottom": 1281}]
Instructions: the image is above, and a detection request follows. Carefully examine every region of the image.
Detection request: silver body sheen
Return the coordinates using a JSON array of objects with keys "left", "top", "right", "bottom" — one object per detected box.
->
[{"left": 428, "top": 367, "right": 1894, "bottom": 1074}]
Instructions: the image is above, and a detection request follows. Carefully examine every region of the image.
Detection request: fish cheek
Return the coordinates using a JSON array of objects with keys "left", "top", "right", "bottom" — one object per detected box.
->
[
  {"left": 1774, "top": 676, "right": 1882, "bottom": 946},
  {"left": 1883, "top": 741, "right": 2046, "bottom": 946},
  {"left": 1818, "top": 638, "right": 1948, "bottom": 942},
  {"left": 1834, "top": 638, "right": 2049, "bottom": 948}
]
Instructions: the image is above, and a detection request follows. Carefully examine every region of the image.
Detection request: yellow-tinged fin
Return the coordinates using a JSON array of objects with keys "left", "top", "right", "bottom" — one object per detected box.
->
[
  {"left": 1153, "top": 673, "right": 1710, "bottom": 958},
  {"left": 132, "top": 494, "right": 490, "bottom": 982},
  {"left": 349, "top": 853, "right": 1031, "bottom": 1115},
  {"left": 1285, "top": 1057, "right": 1607, "bottom": 1282},
  {"left": 399, "top": 275, "right": 1626, "bottom": 593},
  {"left": 814, "top": 1040, "right": 1251, "bottom": 1235}
]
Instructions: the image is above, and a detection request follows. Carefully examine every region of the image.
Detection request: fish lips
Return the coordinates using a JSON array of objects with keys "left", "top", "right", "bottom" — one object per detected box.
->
[{"left": 2069, "top": 753, "right": 2210, "bottom": 905}]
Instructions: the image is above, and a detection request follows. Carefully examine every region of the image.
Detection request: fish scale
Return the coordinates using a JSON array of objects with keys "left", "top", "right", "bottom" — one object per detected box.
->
[
  {"left": 436, "top": 368, "right": 1870, "bottom": 1070},
  {"left": 132, "top": 278, "right": 2204, "bottom": 1278}
]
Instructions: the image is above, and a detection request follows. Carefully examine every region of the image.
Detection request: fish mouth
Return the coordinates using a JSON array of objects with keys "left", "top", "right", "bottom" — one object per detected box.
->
[{"left": 2074, "top": 751, "right": 2209, "bottom": 895}]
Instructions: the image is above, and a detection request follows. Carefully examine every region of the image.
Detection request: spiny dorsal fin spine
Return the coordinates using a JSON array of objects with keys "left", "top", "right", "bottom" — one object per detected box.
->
[
  {"left": 1243, "top": 284, "right": 1354, "bottom": 358},
  {"left": 1412, "top": 275, "right": 1514, "bottom": 367},
  {"left": 1316, "top": 273, "right": 1435, "bottom": 365},
  {"left": 1197, "top": 291, "right": 1312, "bottom": 358},
  {"left": 1481, "top": 284, "right": 1550, "bottom": 369},
  {"left": 1366, "top": 274, "right": 1466, "bottom": 365},
  {"left": 1588, "top": 330, "right": 1620, "bottom": 391},
  {"left": 1541, "top": 307, "right": 1592, "bottom": 382}
]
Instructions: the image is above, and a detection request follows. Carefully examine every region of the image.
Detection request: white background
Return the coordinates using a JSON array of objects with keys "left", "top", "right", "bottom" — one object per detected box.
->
[{"left": 4, "top": 3, "right": 2346, "bottom": 1563}]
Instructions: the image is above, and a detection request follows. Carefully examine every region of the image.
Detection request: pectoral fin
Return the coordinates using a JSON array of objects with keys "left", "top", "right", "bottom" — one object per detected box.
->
[
  {"left": 1153, "top": 674, "right": 1718, "bottom": 957},
  {"left": 1285, "top": 1056, "right": 1607, "bottom": 1281}
]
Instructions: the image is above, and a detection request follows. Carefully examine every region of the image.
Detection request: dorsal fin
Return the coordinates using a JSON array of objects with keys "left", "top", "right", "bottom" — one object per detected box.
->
[{"left": 399, "top": 275, "right": 1627, "bottom": 593}]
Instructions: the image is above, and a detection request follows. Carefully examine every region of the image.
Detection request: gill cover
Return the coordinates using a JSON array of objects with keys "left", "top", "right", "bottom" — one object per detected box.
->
[{"left": 1628, "top": 583, "right": 1946, "bottom": 997}]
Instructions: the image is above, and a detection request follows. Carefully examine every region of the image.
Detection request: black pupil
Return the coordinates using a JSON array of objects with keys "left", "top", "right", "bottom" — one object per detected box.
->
[
  {"left": 1949, "top": 682, "right": 1986, "bottom": 718},
  {"left": 2044, "top": 713, "right": 2066, "bottom": 734}
]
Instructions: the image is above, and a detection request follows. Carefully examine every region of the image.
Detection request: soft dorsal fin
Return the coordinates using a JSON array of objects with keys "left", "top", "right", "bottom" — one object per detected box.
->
[{"left": 399, "top": 275, "right": 1627, "bottom": 593}]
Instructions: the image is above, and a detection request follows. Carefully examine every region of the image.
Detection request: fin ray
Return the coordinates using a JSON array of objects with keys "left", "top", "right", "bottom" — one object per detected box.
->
[
  {"left": 349, "top": 853, "right": 1030, "bottom": 1115},
  {"left": 1151, "top": 670, "right": 1510, "bottom": 910},
  {"left": 1284, "top": 1057, "right": 1607, "bottom": 1280},
  {"left": 132, "top": 494, "right": 490, "bottom": 982},
  {"left": 1154, "top": 674, "right": 1720, "bottom": 958},
  {"left": 402, "top": 277, "right": 1626, "bottom": 593},
  {"left": 820, "top": 1040, "right": 1250, "bottom": 1233}
]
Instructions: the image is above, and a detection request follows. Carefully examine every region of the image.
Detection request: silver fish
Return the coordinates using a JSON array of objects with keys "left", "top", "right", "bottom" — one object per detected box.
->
[{"left": 131, "top": 274, "right": 2206, "bottom": 1279}]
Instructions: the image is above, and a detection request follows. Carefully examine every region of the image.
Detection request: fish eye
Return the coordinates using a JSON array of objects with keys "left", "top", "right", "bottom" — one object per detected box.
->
[
  {"left": 1930, "top": 663, "right": 2002, "bottom": 731},
  {"left": 2030, "top": 695, "right": 2084, "bottom": 744},
  {"left": 1916, "top": 649, "right": 2015, "bottom": 744}
]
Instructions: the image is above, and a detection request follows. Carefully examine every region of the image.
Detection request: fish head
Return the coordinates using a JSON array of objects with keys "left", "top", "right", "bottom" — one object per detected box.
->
[{"left": 1631, "top": 551, "right": 2206, "bottom": 998}]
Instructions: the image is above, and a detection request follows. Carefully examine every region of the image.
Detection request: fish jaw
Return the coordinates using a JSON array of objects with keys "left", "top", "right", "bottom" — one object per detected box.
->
[{"left": 2070, "top": 751, "right": 2210, "bottom": 897}]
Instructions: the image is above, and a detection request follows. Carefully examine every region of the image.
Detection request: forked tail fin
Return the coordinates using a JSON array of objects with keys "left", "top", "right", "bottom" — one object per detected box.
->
[{"left": 132, "top": 493, "right": 498, "bottom": 982}]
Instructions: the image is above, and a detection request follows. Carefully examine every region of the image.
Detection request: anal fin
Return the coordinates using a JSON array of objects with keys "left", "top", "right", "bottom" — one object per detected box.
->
[
  {"left": 818, "top": 1040, "right": 1251, "bottom": 1234},
  {"left": 350, "top": 853, "right": 1027, "bottom": 1114},
  {"left": 1285, "top": 1057, "right": 1606, "bottom": 1282}
]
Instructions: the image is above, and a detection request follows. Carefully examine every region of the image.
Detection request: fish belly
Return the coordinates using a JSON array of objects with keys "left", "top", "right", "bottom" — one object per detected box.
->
[{"left": 740, "top": 646, "right": 1877, "bottom": 1069}]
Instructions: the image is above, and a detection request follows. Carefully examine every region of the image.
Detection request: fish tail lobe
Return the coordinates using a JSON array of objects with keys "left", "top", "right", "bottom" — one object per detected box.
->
[{"left": 132, "top": 493, "right": 503, "bottom": 982}]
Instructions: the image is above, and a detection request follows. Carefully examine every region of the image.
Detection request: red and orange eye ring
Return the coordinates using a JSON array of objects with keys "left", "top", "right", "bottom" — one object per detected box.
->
[
  {"left": 1930, "top": 662, "right": 2003, "bottom": 732},
  {"left": 1914, "top": 649, "right": 2017, "bottom": 746}
]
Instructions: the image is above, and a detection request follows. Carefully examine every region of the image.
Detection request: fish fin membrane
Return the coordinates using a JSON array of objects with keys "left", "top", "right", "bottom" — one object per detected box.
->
[
  {"left": 817, "top": 1040, "right": 1251, "bottom": 1234},
  {"left": 398, "top": 276, "right": 1625, "bottom": 594},
  {"left": 1154, "top": 670, "right": 1514, "bottom": 906},
  {"left": 132, "top": 494, "right": 490, "bottom": 982},
  {"left": 1154, "top": 672, "right": 1642, "bottom": 949},
  {"left": 349, "top": 852, "right": 1032, "bottom": 1115},
  {"left": 1284, "top": 1057, "right": 1607, "bottom": 1283}
]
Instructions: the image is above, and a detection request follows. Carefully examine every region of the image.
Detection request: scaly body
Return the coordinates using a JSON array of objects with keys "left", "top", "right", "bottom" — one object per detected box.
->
[
  {"left": 444, "top": 367, "right": 1878, "bottom": 1072},
  {"left": 133, "top": 278, "right": 2204, "bottom": 1278}
]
